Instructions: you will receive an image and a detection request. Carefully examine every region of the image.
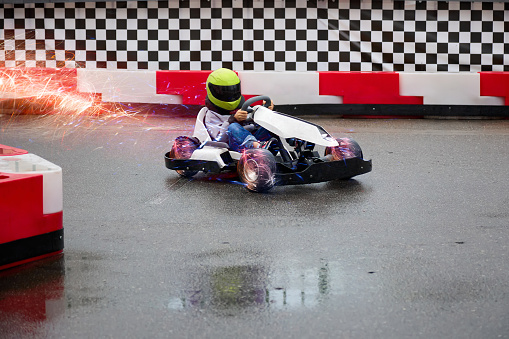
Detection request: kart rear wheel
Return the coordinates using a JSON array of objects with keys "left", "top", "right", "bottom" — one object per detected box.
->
[
  {"left": 169, "top": 136, "right": 199, "bottom": 177},
  {"left": 325, "top": 137, "right": 363, "bottom": 161},
  {"left": 238, "top": 149, "right": 276, "bottom": 192}
]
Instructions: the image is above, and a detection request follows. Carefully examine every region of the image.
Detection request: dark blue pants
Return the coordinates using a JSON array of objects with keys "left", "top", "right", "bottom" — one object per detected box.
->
[{"left": 226, "top": 122, "right": 272, "bottom": 151}]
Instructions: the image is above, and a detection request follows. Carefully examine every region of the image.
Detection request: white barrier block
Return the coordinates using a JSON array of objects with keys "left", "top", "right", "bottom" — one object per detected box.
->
[
  {"left": 238, "top": 71, "right": 343, "bottom": 105},
  {"left": 0, "top": 153, "right": 63, "bottom": 214},
  {"left": 399, "top": 73, "right": 504, "bottom": 106},
  {"left": 77, "top": 69, "right": 182, "bottom": 104}
]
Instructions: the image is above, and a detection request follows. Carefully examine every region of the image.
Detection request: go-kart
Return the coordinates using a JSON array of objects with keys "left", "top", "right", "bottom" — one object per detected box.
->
[{"left": 165, "top": 96, "right": 372, "bottom": 192}]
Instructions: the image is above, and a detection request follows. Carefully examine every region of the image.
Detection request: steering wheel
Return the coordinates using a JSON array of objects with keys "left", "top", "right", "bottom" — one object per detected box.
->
[{"left": 241, "top": 95, "right": 272, "bottom": 113}]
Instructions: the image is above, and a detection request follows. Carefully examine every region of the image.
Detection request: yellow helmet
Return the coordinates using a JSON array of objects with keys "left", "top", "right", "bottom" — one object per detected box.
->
[{"left": 206, "top": 68, "right": 242, "bottom": 111}]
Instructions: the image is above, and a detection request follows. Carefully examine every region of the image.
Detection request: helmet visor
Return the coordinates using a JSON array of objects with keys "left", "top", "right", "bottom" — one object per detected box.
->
[{"left": 208, "top": 82, "right": 241, "bottom": 103}]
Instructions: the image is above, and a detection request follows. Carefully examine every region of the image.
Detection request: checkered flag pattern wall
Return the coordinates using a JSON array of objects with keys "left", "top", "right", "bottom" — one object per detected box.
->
[{"left": 1, "top": 0, "right": 508, "bottom": 72}]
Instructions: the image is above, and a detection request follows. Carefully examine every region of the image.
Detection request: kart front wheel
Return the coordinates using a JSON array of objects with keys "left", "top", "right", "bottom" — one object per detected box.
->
[
  {"left": 169, "top": 136, "right": 199, "bottom": 177},
  {"left": 325, "top": 137, "right": 363, "bottom": 161},
  {"left": 237, "top": 149, "right": 276, "bottom": 192}
]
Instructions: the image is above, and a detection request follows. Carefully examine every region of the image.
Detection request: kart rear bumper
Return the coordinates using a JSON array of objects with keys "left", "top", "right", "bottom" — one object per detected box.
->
[{"left": 275, "top": 157, "right": 372, "bottom": 185}]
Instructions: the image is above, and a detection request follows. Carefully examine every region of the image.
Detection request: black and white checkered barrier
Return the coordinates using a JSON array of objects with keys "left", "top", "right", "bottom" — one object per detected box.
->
[{"left": 1, "top": 0, "right": 508, "bottom": 72}]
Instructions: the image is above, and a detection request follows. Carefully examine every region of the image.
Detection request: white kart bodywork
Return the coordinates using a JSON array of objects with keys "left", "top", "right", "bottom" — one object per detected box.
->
[
  {"left": 190, "top": 143, "right": 241, "bottom": 169},
  {"left": 190, "top": 105, "right": 338, "bottom": 169},
  {"left": 252, "top": 106, "right": 338, "bottom": 147}
]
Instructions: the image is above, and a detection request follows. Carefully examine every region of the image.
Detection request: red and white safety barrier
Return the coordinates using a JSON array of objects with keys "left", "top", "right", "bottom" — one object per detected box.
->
[
  {"left": 1, "top": 68, "right": 508, "bottom": 114},
  {"left": 87, "top": 69, "right": 509, "bottom": 106},
  {"left": 0, "top": 144, "right": 63, "bottom": 271}
]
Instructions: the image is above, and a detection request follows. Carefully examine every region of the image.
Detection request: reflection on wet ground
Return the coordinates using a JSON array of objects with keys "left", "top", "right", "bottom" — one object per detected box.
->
[
  {"left": 167, "top": 261, "right": 333, "bottom": 315},
  {"left": 0, "top": 252, "right": 339, "bottom": 328},
  {"left": 0, "top": 255, "right": 65, "bottom": 337}
]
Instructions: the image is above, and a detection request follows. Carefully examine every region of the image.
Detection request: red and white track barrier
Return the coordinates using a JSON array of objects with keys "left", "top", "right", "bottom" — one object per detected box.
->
[
  {"left": 0, "top": 144, "right": 63, "bottom": 271},
  {"left": 1, "top": 68, "right": 508, "bottom": 116}
]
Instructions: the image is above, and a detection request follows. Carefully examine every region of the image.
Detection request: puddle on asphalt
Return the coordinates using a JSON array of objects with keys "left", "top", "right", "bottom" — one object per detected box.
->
[
  {"left": 0, "top": 251, "right": 347, "bottom": 332},
  {"left": 166, "top": 261, "right": 338, "bottom": 315}
]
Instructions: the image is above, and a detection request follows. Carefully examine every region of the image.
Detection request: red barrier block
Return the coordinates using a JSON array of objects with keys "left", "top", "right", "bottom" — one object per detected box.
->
[
  {"left": 0, "top": 68, "right": 86, "bottom": 115},
  {"left": 155, "top": 70, "right": 257, "bottom": 106},
  {"left": 480, "top": 72, "right": 509, "bottom": 105},
  {"left": 156, "top": 70, "right": 212, "bottom": 105},
  {"left": 0, "top": 173, "right": 43, "bottom": 243},
  {"left": 0, "top": 68, "right": 79, "bottom": 93},
  {"left": 319, "top": 72, "right": 423, "bottom": 105},
  {"left": 0, "top": 144, "right": 63, "bottom": 271},
  {"left": 0, "top": 144, "right": 28, "bottom": 156},
  {"left": 0, "top": 172, "right": 63, "bottom": 270}
]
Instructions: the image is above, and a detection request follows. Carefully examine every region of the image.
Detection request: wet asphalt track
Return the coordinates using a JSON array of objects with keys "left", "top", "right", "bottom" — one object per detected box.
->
[{"left": 1, "top": 113, "right": 509, "bottom": 338}]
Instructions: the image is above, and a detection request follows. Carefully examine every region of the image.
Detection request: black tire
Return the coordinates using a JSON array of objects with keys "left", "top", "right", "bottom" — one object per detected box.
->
[
  {"left": 169, "top": 136, "right": 199, "bottom": 177},
  {"left": 237, "top": 149, "right": 276, "bottom": 192},
  {"left": 325, "top": 137, "right": 363, "bottom": 161}
]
